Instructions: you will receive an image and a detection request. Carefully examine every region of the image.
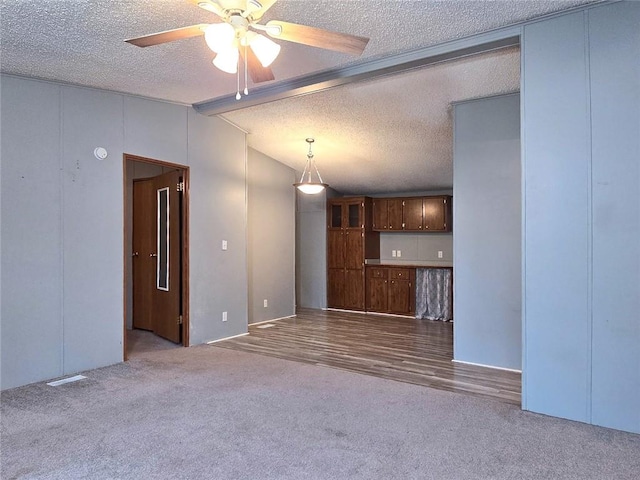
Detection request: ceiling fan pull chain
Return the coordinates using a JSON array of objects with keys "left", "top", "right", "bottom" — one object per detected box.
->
[
  {"left": 244, "top": 44, "right": 249, "bottom": 96},
  {"left": 235, "top": 54, "right": 241, "bottom": 100}
]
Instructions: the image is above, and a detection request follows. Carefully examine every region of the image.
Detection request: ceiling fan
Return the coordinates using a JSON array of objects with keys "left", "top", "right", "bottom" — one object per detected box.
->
[{"left": 125, "top": 0, "right": 369, "bottom": 89}]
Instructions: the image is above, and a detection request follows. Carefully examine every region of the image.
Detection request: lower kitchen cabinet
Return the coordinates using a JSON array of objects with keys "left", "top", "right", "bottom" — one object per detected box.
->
[{"left": 365, "top": 266, "right": 416, "bottom": 316}]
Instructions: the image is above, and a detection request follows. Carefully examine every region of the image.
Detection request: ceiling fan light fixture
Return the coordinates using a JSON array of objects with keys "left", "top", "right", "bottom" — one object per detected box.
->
[
  {"left": 213, "top": 47, "right": 239, "bottom": 74},
  {"left": 293, "top": 138, "right": 328, "bottom": 195},
  {"left": 249, "top": 33, "right": 281, "bottom": 67},
  {"left": 204, "top": 22, "right": 235, "bottom": 53}
]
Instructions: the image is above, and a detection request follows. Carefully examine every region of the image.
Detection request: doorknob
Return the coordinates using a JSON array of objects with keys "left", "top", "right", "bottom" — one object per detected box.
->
[
  {"left": 132, "top": 252, "right": 139, "bottom": 257},
  {"left": 150, "top": 253, "right": 157, "bottom": 257}
]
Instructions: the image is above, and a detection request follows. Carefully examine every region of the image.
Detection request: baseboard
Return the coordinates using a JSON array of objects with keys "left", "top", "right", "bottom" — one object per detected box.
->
[
  {"left": 249, "top": 315, "right": 295, "bottom": 327},
  {"left": 451, "top": 359, "right": 522, "bottom": 373},
  {"left": 324, "top": 308, "right": 414, "bottom": 319},
  {"left": 206, "top": 332, "right": 249, "bottom": 344}
]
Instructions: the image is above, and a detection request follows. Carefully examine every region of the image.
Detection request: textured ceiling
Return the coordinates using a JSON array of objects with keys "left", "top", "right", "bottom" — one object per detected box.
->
[{"left": 1, "top": 0, "right": 599, "bottom": 193}]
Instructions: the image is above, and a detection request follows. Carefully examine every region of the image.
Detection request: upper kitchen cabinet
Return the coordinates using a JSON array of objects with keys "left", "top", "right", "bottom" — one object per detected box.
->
[
  {"left": 372, "top": 195, "right": 452, "bottom": 232},
  {"left": 372, "top": 198, "right": 403, "bottom": 231},
  {"left": 423, "top": 196, "right": 452, "bottom": 231}
]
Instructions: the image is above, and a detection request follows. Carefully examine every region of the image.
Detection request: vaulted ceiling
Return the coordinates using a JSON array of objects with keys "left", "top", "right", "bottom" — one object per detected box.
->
[{"left": 0, "top": 0, "right": 599, "bottom": 193}]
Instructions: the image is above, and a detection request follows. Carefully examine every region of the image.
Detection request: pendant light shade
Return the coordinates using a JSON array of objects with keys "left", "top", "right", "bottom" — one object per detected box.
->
[
  {"left": 249, "top": 33, "right": 281, "bottom": 67},
  {"left": 204, "top": 23, "right": 235, "bottom": 53},
  {"left": 213, "top": 47, "right": 239, "bottom": 74},
  {"left": 294, "top": 138, "right": 328, "bottom": 195}
]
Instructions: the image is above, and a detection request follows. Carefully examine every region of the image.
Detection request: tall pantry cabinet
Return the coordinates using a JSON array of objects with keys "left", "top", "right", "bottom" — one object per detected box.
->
[{"left": 327, "top": 197, "right": 380, "bottom": 310}]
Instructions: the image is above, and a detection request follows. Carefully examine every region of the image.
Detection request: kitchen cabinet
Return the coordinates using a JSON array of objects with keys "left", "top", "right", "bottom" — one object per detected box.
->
[
  {"left": 372, "top": 198, "right": 403, "bottom": 231},
  {"left": 365, "top": 266, "right": 416, "bottom": 315},
  {"left": 327, "top": 197, "right": 379, "bottom": 310},
  {"left": 372, "top": 195, "right": 452, "bottom": 232}
]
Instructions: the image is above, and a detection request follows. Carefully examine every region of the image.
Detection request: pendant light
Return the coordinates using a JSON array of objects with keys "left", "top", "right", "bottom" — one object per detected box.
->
[{"left": 294, "top": 138, "right": 328, "bottom": 195}]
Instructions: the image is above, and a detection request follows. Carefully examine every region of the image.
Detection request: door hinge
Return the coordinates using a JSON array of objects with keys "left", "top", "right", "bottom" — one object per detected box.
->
[
  {"left": 177, "top": 315, "right": 183, "bottom": 325},
  {"left": 177, "top": 181, "right": 184, "bottom": 192}
]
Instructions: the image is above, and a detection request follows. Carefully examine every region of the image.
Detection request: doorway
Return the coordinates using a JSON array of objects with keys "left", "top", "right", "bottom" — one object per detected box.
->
[{"left": 123, "top": 154, "right": 189, "bottom": 360}]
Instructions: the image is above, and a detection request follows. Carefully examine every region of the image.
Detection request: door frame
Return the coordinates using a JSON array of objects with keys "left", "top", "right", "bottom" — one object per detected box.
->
[{"left": 123, "top": 153, "right": 190, "bottom": 360}]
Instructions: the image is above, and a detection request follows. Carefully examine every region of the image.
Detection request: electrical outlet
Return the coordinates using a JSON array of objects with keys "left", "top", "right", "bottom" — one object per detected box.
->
[
  {"left": 438, "top": 251, "right": 443, "bottom": 258},
  {"left": 222, "top": 240, "right": 228, "bottom": 251},
  {"left": 397, "top": 250, "right": 402, "bottom": 257},
  {"left": 263, "top": 299, "right": 268, "bottom": 308},
  {"left": 222, "top": 311, "right": 227, "bottom": 322},
  {"left": 392, "top": 250, "right": 397, "bottom": 257}
]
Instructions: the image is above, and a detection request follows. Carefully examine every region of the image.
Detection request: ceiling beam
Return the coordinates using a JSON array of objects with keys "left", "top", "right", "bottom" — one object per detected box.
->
[{"left": 193, "top": 25, "right": 522, "bottom": 116}]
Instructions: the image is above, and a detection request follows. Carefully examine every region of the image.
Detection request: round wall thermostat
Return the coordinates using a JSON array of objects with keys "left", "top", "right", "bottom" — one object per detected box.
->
[{"left": 94, "top": 147, "right": 108, "bottom": 160}]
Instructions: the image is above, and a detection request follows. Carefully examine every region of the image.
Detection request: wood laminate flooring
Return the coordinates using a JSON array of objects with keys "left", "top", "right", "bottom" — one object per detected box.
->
[{"left": 214, "top": 308, "right": 521, "bottom": 405}]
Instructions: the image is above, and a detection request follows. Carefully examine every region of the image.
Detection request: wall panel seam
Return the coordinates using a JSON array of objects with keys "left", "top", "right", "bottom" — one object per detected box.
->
[
  {"left": 59, "top": 85, "right": 66, "bottom": 376},
  {"left": 519, "top": 25, "right": 528, "bottom": 411},
  {"left": 584, "top": 9, "right": 594, "bottom": 424}
]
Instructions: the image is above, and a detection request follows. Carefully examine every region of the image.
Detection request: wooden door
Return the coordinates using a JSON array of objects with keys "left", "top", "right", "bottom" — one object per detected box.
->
[
  {"left": 366, "top": 268, "right": 388, "bottom": 312},
  {"left": 151, "top": 170, "right": 182, "bottom": 343},
  {"left": 388, "top": 269, "right": 415, "bottom": 315},
  {"left": 344, "top": 269, "right": 364, "bottom": 310},
  {"left": 403, "top": 198, "right": 424, "bottom": 231},
  {"left": 372, "top": 198, "right": 388, "bottom": 231},
  {"left": 132, "top": 179, "right": 155, "bottom": 331},
  {"left": 327, "top": 268, "right": 345, "bottom": 308},
  {"left": 344, "top": 230, "right": 363, "bottom": 269},
  {"left": 327, "top": 230, "right": 345, "bottom": 269},
  {"left": 387, "top": 199, "right": 403, "bottom": 231}
]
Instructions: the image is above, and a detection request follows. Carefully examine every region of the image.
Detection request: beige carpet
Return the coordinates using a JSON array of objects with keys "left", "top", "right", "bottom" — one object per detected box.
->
[{"left": 2, "top": 343, "right": 639, "bottom": 479}]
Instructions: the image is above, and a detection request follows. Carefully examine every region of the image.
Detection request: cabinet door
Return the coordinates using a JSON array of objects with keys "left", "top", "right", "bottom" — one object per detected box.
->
[
  {"left": 345, "top": 200, "right": 363, "bottom": 229},
  {"left": 388, "top": 268, "right": 415, "bottom": 314},
  {"left": 328, "top": 202, "right": 344, "bottom": 229},
  {"left": 372, "top": 198, "right": 388, "bottom": 231},
  {"left": 366, "top": 269, "right": 388, "bottom": 312},
  {"left": 344, "top": 268, "right": 365, "bottom": 310},
  {"left": 388, "top": 199, "right": 404, "bottom": 231},
  {"left": 345, "top": 230, "right": 364, "bottom": 269},
  {"left": 403, "top": 198, "right": 424, "bottom": 230},
  {"left": 327, "top": 268, "right": 345, "bottom": 308},
  {"left": 423, "top": 196, "right": 448, "bottom": 231},
  {"left": 388, "top": 279, "right": 412, "bottom": 314},
  {"left": 327, "top": 230, "right": 345, "bottom": 268}
]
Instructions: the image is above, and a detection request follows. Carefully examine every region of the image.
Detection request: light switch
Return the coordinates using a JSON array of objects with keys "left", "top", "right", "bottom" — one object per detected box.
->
[{"left": 222, "top": 240, "right": 228, "bottom": 251}]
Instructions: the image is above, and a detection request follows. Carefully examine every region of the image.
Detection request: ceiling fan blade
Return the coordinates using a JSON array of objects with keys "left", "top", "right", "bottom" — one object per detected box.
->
[
  {"left": 244, "top": 0, "right": 278, "bottom": 20},
  {"left": 239, "top": 47, "right": 276, "bottom": 83},
  {"left": 188, "top": 0, "right": 226, "bottom": 18},
  {"left": 125, "top": 24, "right": 209, "bottom": 47},
  {"left": 265, "top": 20, "right": 369, "bottom": 56}
]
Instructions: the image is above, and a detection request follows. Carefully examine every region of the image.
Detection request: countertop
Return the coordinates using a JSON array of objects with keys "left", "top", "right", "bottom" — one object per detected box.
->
[{"left": 365, "top": 259, "right": 453, "bottom": 268}]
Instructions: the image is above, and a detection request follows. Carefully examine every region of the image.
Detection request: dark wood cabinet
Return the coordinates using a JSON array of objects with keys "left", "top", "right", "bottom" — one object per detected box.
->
[
  {"left": 373, "top": 198, "right": 404, "bottom": 231},
  {"left": 327, "top": 197, "right": 379, "bottom": 310},
  {"left": 403, "top": 198, "right": 424, "bottom": 231},
  {"left": 388, "top": 199, "right": 403, "bottom": 230},
  {"left": 372, "top": 195, "right": 452, "bottom": 232},
  {"left": 423, "top": 196, "right": 451, "bottom": 231},
  {"left": 388, "top": 268, "right": 414, "bottom": 315},
  {"left": 366, "top": 266, "right": 416, "bottom": 315},
  {"left": 372, "top": 198, "right": 388, "bottom": 231}
]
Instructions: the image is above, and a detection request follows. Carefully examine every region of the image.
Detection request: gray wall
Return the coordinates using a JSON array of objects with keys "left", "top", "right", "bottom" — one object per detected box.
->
[
  {"left": 295, "top": 190, "right": 328, "bottom": 309},
  {"left": 453, "top": 94, "right": 521, "bottom": 371},
  {"left": 1, "top": 75, "right": 248, "bottom": 389},
  {"left": 522, "top": 1, "right": 639, "bottom": 433},
  {"left": 247, "top": 148, "right": 296, "bottom": 324},
  {"left": 379, "top": 234, "right": 452, "bottom": 264}
]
